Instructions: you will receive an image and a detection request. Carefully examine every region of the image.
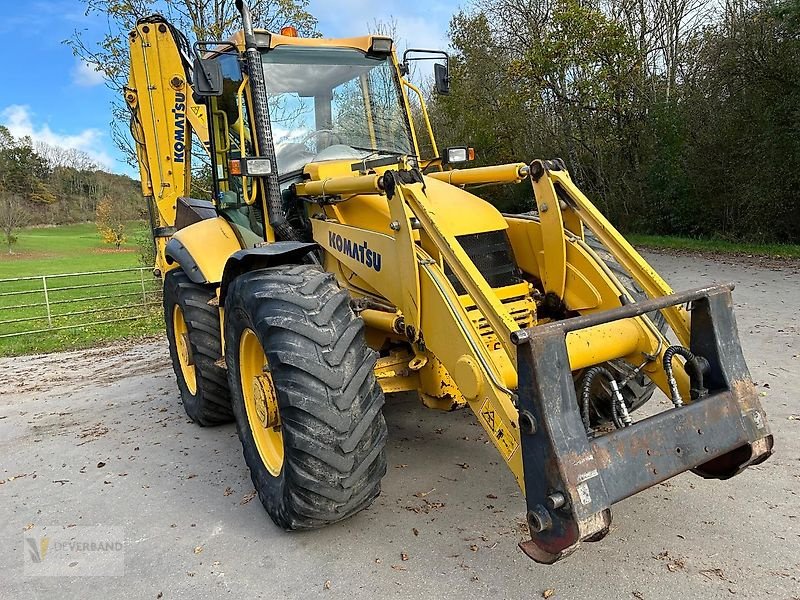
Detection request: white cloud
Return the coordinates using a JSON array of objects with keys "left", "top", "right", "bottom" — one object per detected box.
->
[
  {"left": 392, "top": 15, "right": 449, "bottom": 53},
  {"left": 310, "top": 0, "right": 452, "bottom": 51},
  {"left": 72, "top": 60, "right": 105, "bottom": 88},
  {"left": 0, "top": 104, "right": 117, "bottom": 172}
]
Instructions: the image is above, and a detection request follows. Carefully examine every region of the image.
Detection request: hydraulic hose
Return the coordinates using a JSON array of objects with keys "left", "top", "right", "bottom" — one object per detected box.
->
[
  {"left": 580, "top": 366, "right": 631, "bottom": 433},
  {"left": 662, "top": 345, "right": 711, "bottom": 408},
  {"left": 235, "top": 0, "right": 299, "bottom": 241}
]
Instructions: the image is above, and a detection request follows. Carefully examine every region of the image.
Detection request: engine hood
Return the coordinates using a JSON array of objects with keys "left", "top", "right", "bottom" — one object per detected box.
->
[{"left": 332, "top": 173, "right": 508, "bottom": 237}]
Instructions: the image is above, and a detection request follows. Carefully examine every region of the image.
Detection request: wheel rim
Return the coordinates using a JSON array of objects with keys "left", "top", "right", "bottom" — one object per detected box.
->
[
  {"left": 173, "top": 304, "right": 197, "bottom": 395},
  {"left": 239, "top": 328, "right": 284, "bottom": 476}
]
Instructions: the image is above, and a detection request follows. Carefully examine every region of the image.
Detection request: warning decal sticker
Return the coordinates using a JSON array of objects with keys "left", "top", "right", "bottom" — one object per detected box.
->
[{"left": 479, "top": 399, "right": 518, "bottom": 461}]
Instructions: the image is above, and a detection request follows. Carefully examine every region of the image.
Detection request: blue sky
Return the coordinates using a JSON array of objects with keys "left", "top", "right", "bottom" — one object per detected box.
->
[{"left": 0, "top": 0, "right": 460, "bottom": 177}]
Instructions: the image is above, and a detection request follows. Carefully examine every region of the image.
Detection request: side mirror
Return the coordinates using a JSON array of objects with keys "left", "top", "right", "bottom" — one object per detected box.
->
[
  {"left": 192, "top": 57, "right": 223, "bottom": 96},
  {"left": 402, "top": 49, "right": 451, "bottom": 92},
  {"left": 434, "top": 62, "right": 450, "bottom": 95}
]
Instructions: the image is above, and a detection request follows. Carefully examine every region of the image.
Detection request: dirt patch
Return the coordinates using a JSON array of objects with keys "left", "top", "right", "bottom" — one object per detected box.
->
[
  {"left": 0, "top": 251, "right": 798, "bottom": 600},
  {"left": 1, "top": 251, "right": 56, "bottom": 261},
  {"left": 0, "top": 335, "right": 168, "bottom": 398}
]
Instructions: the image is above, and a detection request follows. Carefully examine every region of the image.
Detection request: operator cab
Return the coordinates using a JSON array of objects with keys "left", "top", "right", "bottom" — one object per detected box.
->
[
  {"left": 205, "top": 37, "right": 416, "bottom": 216},
  {"left": 196, "top": 26, "right": 455, "bottom": 246}
]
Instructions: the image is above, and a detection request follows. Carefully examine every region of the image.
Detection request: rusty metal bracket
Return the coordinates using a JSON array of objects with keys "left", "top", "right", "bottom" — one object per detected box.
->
[{"left": 511, "top": 283, "right": 773, "bottom": 563}]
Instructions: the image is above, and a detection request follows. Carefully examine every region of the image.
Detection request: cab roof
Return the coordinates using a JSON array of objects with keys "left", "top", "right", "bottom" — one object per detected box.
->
[{"left": 228, "top": 30, "right": 394, "bottom": 54}]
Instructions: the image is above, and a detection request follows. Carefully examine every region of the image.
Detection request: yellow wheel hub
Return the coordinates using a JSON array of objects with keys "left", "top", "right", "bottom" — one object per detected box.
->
[
  {"left": 173, "top": 305, "right": 197, "bottom": 395},
  {"left": 239, "top": 328, "right": 284, "bottom": 476}
]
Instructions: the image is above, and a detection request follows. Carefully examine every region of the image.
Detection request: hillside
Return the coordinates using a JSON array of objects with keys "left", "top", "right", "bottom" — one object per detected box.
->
[{"left": 0, "top": 125, "right": 142, "bottom": 240}]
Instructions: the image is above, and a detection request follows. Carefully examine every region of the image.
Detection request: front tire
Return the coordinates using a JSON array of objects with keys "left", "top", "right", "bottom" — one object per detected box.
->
[{"left": 225, "top": 265, "right": 387, "bottom": 529}]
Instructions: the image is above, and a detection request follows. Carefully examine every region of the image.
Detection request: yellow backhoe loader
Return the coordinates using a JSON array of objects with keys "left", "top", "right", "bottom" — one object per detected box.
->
[{"left": 125, "top": 2, "right": 773, "bottom": 562}]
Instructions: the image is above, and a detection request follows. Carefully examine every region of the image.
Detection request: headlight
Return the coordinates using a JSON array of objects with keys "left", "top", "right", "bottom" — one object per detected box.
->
[{"left": 443, "top": 146, "right": 474, "bottom": 165}]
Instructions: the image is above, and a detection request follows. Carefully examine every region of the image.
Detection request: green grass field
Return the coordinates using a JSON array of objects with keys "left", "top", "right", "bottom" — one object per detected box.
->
[
  {"left": 626, "top": 233, "right": 800, "bottom": 258},
  {"left": 0, "top": 222, "right": 146, "bottom": 277},
  {"left": 1, "top": 223, "right": 797, "bottom": 357},
  {"left": 0, "top": 222, "right": 163, "bottom": 356}
]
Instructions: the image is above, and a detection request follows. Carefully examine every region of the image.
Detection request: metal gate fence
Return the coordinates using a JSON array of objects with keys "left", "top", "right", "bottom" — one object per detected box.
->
[{"left": 0, "top": 267, "right": 162, "bottom": 339}]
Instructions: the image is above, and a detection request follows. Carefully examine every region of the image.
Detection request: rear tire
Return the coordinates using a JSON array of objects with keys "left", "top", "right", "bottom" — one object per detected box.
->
[
  {"left": 163, "top": 269, "right": 233, "bottom": 426},
  {"left": 224, "top": 265, "right": 387, "bottom": 529}
]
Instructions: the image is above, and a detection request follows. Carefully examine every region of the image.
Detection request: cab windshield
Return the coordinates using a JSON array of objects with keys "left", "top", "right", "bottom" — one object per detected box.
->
[{"left": 261, "top": 46, "right": 415, "bottom": 174}]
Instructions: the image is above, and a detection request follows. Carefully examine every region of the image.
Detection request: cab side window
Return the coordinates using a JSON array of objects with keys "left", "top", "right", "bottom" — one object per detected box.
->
[{"left": 209, "top": 52, "right": 254, "bottom": 205}]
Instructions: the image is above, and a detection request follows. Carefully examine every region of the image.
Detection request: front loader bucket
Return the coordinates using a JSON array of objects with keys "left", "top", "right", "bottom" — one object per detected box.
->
[{"left": 510, "top": 283, "right": 773, "bottom": 563}]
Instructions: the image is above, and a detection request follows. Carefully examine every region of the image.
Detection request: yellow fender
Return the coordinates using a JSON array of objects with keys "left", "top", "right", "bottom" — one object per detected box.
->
[{"left": 165, "top": 217, "right": 243, "bottom": 284}]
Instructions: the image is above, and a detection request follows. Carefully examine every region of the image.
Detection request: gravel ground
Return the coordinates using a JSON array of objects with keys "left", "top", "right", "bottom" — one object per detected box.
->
[{"left": 1, "top": 251, "right": 798, "bottom": 599}]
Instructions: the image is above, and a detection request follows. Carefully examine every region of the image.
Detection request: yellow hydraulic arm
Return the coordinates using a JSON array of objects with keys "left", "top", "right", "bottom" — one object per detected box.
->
[
  {"left": 297, "top": 161, "right": 773, "bottom": 564},
  {"left": 125, "top": 16, "right": 210, "bottom": 272}
]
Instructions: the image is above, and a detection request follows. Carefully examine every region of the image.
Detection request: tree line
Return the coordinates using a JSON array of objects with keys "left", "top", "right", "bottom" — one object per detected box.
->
[
  {"left": 64, "top": 0, "right": 798, "bottom": 244},
  {"left": 0, "top": 125, "right": 142, "bottom": 252},
  {"left": 67, "top": 0, "right": 318, "bottom": 169},
  {"left": 430, "top": 0, "right": 800, "bottom": 244}
]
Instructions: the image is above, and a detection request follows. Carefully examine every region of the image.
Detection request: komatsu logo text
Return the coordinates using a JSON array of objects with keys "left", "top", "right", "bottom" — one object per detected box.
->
[
  {"left": 328, "top": 232, "right": 382, "bottom": 272},
  {"left": 173, "top": 92, "right": 186, "bottom": 163}
]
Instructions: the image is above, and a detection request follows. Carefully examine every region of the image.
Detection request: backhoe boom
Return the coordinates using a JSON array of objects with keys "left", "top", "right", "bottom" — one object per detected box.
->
[{"left": 126, "top": 15, "right": 209, "bottom": 274}]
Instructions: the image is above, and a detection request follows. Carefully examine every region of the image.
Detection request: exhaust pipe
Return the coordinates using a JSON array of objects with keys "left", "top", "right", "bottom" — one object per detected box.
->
[
  {"left": 235, "top": 0, "right": 256, "bottom": 47},
  {"left": 235, "top": 0, "right": 298, "bottom": 241}
]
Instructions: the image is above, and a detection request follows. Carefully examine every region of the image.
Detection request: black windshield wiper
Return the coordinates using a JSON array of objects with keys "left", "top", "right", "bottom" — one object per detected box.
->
[
  {"left": 349, "top": 145, "right": 406, "bottom": 156},
  {"left": 348, "top": 146, "right": 419, "bottom": 172}
]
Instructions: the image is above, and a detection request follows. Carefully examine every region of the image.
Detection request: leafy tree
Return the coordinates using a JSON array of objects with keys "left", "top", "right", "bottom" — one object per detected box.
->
[
  {"left": 96, "top": 196, "right": 128, "bottom": 250},
  {"left": 0, "top": 127, "right": 44, "bottom": 251},
  {"left": 651, "top": 0, "right": 800, "bottom": 242},
  {"left": 0, "top": 127, "right": 51, "bottom": 200},
  {"left": 0, "top": 193, "right": 28, "bottom": 254},
  {"left": 431, "top": 0, "right": 800, "bottom": 243},
  {"left": 67, "top": 0, "right": 319, "bottom": 166},
  {"left": 0, "top": 126, "right": 142, "bottom": 229},
  {"left": 433, "top": 1, "right": 647, "bottom": 212}
]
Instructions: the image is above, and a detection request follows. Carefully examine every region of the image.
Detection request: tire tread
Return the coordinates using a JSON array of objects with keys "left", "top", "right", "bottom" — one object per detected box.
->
[
  {"left": 164, "top": 270, "right": 233, "bottom": 425},
  {"left": 225, "top": 265, "right": 387, "bottom": 529}
]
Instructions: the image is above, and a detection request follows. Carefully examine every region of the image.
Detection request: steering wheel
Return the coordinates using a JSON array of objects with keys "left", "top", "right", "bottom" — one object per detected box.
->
[{"left": 301, "top": 129, "right": 343, "bottom": 152}]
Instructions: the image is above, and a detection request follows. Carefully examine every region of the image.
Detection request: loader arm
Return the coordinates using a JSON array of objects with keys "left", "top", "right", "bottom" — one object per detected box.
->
[
  {"left": 296, "top": 162, "right": 773, "bottom": 563},
  {"left": 526, "top": 160, "right": 691, "bottom": 345}
]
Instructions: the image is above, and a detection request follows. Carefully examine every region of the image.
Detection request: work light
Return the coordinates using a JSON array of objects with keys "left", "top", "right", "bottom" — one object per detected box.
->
[
  {"left": 369, "top": 36, "right": 393, "bottom": 55},
  {"left": 240, "top": 157, "right": 273, "bottom": 176}
]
